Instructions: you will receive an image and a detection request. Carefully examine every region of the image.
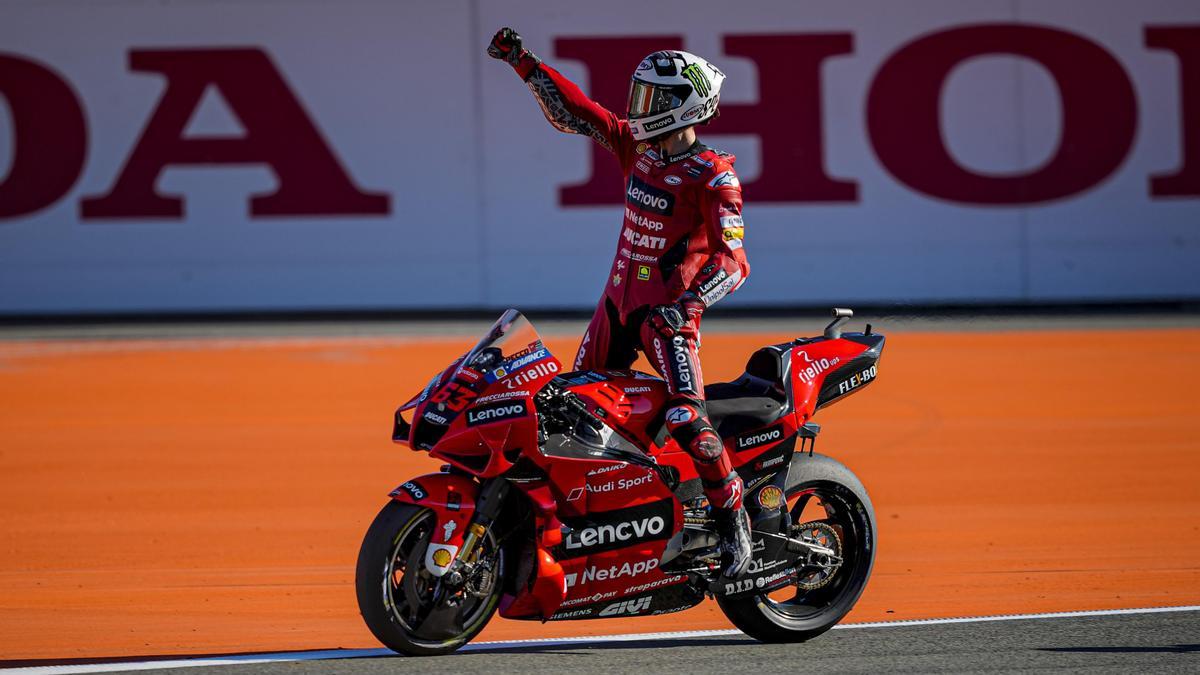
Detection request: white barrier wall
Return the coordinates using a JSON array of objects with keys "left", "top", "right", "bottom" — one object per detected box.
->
[{"left": 0, "top": 0, "right": 1197, "bottom": 313}]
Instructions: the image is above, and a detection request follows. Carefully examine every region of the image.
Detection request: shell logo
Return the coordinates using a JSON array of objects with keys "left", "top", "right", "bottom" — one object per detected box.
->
[{"left": 757, "top": 485, "right": 785, "bottom": 510}]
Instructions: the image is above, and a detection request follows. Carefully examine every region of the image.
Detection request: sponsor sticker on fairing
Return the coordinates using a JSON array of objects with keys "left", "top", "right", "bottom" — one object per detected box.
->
[
  {"left": 560, "top": 499, "right": 674, "bottom": 556},
  {"left": 465, "top": 400, "right": 528, "bottom": 426},
  {"left": 506, "top": 348, "right": 550, "bottom": 371},
  {"left": 599, "top": 595, "right": 652, "bottom": 616},
  {"left": 559, "top": 590, "right": 617, "bottom": 607},
  {"left": 391, "top": 480, "right": 426, "bottom": 501},
  {"left": 736, "top": 424, "right": 784, "bottom": 451},
  {"left": 568, "top": 469, "right": 656, "bottom": 501},
  {"left": 475, "top": 390, "right": 530, "bottom": 403},
  {"left": 837, "top": 364, "right": 878, "bottom": 395},
  {"left": 797, "top": 351, "right": 841, "bottom": 385},
  {"left": 564, "top": 556, "right": 660, "bottom": 588}
]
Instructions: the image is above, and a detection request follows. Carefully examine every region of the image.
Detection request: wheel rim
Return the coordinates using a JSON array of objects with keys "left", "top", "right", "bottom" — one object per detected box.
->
[
  {"left": 757, "top": 483, "right": 870, "bottom": 624},
  {"left": 381, "top": 510, "right": 501, "bottom": 646}
]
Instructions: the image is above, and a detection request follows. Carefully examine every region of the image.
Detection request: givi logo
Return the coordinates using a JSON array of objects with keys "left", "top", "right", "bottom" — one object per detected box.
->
[{"left": 599, "top": 595, "right": 652, "bottom": 616}]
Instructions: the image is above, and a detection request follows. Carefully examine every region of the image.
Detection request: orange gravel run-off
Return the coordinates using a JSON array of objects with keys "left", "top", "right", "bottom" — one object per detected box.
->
[{"left": 1, "top": 327, "right": 1198, "bottom": 662}]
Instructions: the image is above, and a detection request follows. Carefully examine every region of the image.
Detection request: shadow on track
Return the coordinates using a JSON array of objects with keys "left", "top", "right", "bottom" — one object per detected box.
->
[
  {"left": 0, "top": 638, "right": 757, "bottom": 670},
  {"left": 1039, "top": 644, "right": 1200, "bottom": 654},
  {"left": 466, "top": 637, "right": 756, "bottom": 655}
]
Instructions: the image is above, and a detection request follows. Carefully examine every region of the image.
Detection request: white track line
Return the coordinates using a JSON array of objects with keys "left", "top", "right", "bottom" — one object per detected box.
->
[{"left": 4, "top": 605, "right": 1197, "bottom": 674}]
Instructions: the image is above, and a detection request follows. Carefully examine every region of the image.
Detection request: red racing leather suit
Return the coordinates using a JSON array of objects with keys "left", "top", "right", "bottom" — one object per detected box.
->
[{"left": 506, "top": 54, "right": 750, "bottom": 490}]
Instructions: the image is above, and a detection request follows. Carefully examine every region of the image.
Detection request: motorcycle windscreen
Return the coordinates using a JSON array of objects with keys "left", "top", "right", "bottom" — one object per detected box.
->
[{"left": 457, "top": 309, "right": 561, "bottom": 389}]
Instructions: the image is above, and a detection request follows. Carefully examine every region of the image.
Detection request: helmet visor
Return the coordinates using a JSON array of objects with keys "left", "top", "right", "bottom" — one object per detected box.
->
[{"left": 628, "top": 79, "right": 689, "bottom": 120}]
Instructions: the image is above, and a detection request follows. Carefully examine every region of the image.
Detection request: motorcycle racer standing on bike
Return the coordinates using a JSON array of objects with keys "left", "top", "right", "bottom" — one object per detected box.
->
[{"left": 488, "top": 28, "right": 753, "bottom": 577}]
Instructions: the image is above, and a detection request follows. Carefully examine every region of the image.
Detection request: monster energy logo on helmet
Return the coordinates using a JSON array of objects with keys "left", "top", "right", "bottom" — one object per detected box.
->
[{"left": 681, "top": 63, "right": 711, "bottom": 98}]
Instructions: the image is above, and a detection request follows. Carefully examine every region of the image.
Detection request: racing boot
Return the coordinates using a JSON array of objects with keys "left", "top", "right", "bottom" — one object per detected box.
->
[{"left": 704, "top": 470, "right": 754, "bottom": 578}]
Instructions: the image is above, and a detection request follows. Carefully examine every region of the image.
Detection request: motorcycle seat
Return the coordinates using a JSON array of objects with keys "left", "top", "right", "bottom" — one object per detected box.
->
[
  {"left": 703, "top": 345, "right": 791, "bottom": 437},
  {"left": 704, "top": 384, "right": 786, "bottom": 437}
]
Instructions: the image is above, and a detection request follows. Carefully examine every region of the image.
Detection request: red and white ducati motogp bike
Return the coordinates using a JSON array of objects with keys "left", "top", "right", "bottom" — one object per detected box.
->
[{"left": 356, "top": 309, "right": 883, "bottom": 655}]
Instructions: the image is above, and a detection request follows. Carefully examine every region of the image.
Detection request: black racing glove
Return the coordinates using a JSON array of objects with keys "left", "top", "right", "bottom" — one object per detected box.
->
[
  {"left": 647, "top": 294, "right": 705, "bottom": 338},
  {"left": 488, "top": 27, "right": 539, "bottom": 67}
]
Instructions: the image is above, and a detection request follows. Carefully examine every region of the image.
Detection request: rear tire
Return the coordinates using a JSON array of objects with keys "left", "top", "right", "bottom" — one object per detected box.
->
[
  {"left": 717, "top": 452, "right": 876, "bottom": 643},
  {"left": 355, "top": 501, "right": 502, "bottom": 656}
]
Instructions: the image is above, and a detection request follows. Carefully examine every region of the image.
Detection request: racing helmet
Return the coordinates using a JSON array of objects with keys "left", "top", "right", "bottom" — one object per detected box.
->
[{"left": 627, "top": 50, "right": 725, "bottom": 140}]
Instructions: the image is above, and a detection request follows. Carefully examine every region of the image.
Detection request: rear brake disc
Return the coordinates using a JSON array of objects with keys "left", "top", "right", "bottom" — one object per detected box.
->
[{"left": 793, "top": 521, "right": 842, "bottom": 591}]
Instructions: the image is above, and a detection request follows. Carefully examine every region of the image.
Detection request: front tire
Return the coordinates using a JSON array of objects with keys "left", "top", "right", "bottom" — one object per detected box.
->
[
  {"left": 718, "top": 452, "right": 876, "bottom": 643},
  {"left": 355, "top": 501, "right": 502, "bottom": 656}
]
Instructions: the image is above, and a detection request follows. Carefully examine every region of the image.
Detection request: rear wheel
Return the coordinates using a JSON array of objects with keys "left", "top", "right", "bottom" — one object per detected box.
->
[
  {"left": 355, "top": 501, "right": 503, "bottom": 655},
  {"left": 717, "top": 453, "right": 876, "bottom": 642}
]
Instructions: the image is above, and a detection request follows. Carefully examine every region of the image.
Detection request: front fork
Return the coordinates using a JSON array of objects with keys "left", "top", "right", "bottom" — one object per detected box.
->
[{"left": 442, "top": 478, "right": 510, "bottom": 586}]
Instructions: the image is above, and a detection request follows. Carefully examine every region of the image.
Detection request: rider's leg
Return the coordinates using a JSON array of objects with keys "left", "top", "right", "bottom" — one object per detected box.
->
[
  {"left": 574, "top": 298, "right": 639, "bottom": 370},
  {"left": 640, "top": 322, "right": 753, "bottom": 577}
]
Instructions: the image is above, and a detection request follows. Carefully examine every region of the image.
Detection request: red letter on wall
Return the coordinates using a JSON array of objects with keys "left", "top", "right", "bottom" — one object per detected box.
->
[
  {"left": 556, "top": 36, "right": 683, "bottom": 206},
  {"left": 867, "top": 24, "right": 1137, "bottom": 205},
  {"left": 1146, "top": 26, "right": 1200, "bottom": 198},
  {"left": 81, "top": 48, "right": 389, "bottom": 219},
  {"left": 555, "top": 34, "right": 857, "bottom": 206},
  {"left": 711, "top": 34, "right": 857, "bottom": 203},
  {"left": 0, "top": 54, "right": 87, "bottom": 219}
]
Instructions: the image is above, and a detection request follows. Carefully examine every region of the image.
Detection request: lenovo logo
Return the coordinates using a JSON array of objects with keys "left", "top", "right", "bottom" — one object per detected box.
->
[
  {"left": 737, "top": 425, "right": 783, "bottom": 451},
  {"left": 560, "top": 499, "right": 674, "bottom": 556},
  {"left": 625, "top": 176, "right": 675, "bottom": 215},
  {"left": 466, "top": 401, "right": 527, "bottom": 426}
]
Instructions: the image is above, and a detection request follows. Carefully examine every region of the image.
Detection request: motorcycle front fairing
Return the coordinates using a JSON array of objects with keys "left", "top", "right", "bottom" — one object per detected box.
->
[{"left": 394, "top": 310, "right": 563, "bottom": 477}]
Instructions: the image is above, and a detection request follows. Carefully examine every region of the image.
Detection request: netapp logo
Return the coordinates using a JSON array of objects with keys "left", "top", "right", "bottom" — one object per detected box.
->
[
  {"left": 643, "top": 115, "right": 676, "bottom": 132},
  {"left": 626, "top": 176, "right": 675, "bottom": 215},
  {"left": 737, "top": 425, "right": 783, "bottom": 451},
  {"left": 561, "top": 499, "right": 674, "bottom": 556},
  {"left": 466, "top": 400, "right": 527, "bottom": 426}
]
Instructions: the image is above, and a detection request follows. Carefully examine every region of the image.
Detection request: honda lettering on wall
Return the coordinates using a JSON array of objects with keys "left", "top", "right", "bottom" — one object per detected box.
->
[{"left": 1, "top": 1, "right": 1197, "bottom": 314}]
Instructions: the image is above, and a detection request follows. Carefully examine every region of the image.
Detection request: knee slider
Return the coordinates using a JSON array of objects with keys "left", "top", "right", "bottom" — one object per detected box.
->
[{"left": 663, "top": 397, "right": 722, "bottom": 461}]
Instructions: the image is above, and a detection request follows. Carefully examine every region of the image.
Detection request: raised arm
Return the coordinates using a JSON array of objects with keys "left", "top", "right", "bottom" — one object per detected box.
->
[{"left": 488, "top": 27, "right": 631, "bottom": 158}]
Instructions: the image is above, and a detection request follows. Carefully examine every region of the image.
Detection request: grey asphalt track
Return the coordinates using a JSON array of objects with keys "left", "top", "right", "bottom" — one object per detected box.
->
[{"left": 105, "top": 609, "right": 1200, "bottom": 675}]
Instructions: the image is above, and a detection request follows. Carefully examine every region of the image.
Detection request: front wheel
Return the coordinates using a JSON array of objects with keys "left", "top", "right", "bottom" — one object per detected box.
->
[
  {"left": 355, "top": 501, "right": 503, "bottom": 656},
  {"left": 718, "top": 452, "right": 876, "bottom": 642}
]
